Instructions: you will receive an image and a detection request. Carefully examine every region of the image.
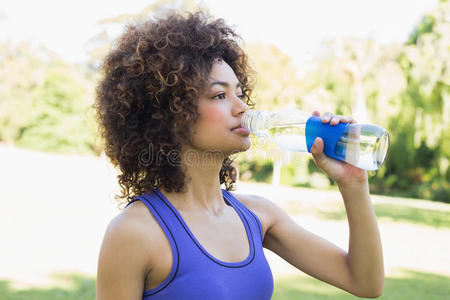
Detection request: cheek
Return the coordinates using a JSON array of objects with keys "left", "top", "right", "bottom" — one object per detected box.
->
[{"left": 200, "top": 105, "right": 227, "bottom": 124}]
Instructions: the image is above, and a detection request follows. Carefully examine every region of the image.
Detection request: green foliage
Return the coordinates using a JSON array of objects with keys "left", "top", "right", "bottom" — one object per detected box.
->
[
  {"left": 238, "top": 160, "right": 273, "bottom": 183},
  {"left": 407, "top": 14, "right": 435, "bottom": 45},
  {"left": 0, "top": 42, "right": 49, "bottom": 143},
  {"left": 280, "top": 163, "right": 297, "bottom": 186},
  {"left": 379, "top": 1, "right": 450, "bottom": 202},
  {"left": 15, "top": 71, "right": 98, "bottom": 155},
  {"left": 0, "top": 42, "right": 100, "bottom": 155}
]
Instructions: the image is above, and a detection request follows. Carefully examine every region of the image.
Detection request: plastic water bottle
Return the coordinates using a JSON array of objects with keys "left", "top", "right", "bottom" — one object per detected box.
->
[{"left": 241, "top": 109, "right": 389, "bottom": 170}]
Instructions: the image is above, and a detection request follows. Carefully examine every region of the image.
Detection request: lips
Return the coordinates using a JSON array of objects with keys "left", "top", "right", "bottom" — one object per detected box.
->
[
  {"left": 231, "top": 126, "right": 250, "bottom": 135},
  {"left": 231, "top": 123, "right": 245, "bottom": 130}
]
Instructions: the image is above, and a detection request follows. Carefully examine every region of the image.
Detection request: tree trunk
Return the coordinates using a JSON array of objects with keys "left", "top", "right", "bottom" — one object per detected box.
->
[
  {"left": 272, "top": 157, "right": 282, "bottom": 187},
  {"left": 352, "top": 82, "right": 367, "bottom": 123},
  {"left": 439, "top": 90, "right": 450, "bottom": 177}
]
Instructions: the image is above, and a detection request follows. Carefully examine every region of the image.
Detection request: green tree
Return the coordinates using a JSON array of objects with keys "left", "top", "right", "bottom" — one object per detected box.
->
[
  {"left": 0, "top": 41, "right": 56, "bottom": 143},
  {"left": 0, "top": 40, "right": 99, "bottom": 155},
  {"left": 389, "top": 0, "right": 450, "bottom": 200},
  {"left": 15, "top": 69, "right": 98, "bottom": 155}
]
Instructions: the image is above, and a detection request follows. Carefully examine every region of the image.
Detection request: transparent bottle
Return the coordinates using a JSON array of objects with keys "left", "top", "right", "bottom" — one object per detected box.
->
[{"left": 241, "top": 109, "right": 389, "bottom": 170}]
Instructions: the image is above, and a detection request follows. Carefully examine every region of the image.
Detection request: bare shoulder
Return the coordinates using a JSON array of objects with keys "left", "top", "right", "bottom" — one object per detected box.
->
[
  {"left": 107, "top": 201, "right": 155, "bottom": 241},
  {"left": 97, "top": 200, "right": 168, "bottom": 299},
  {"left": 231, "top": 192, "right": 276, "bottom": 212},
  {"left": 230, "top": 192, "right": 284, "bottom": 238},
  {"left": 106, "top": 200, "right": 169, "bottom": 258},
  {"left": 100, "top": 201, "right": 159, "bottom": 271}
]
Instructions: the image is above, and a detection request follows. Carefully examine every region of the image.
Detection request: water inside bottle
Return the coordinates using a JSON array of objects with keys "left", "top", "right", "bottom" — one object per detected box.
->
[
  {"left": 269, "top": 123, "right": 308, "bottom": 152},
  {"left": 335, "top": 125, "right": 389, "bottom": 170}
]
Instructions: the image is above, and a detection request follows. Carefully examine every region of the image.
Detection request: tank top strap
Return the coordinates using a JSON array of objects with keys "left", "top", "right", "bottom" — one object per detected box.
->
[
  {"left": 221, "top": 189, "right": 264, "bottom": 245},
  {"left": 127, "top": 190, "right": 183, "bottom": 234},
  {"left": 126, "top": 191, "right": 181, "bottom": 295}
]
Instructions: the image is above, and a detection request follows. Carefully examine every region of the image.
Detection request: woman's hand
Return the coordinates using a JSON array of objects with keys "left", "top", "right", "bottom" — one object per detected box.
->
[{"left": 309, "top": 111, "right": 368, "bottom": 186}]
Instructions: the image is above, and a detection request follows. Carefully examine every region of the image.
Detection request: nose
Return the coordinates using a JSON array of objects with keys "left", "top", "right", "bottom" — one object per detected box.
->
[{"left": 232, "top": 95, "right": 249, "bottom": 116}]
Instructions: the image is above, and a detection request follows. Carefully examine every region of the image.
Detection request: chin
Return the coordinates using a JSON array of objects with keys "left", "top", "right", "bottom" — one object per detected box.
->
[{"left": 229, "top": 140, "right": 251, "bottom": 155}]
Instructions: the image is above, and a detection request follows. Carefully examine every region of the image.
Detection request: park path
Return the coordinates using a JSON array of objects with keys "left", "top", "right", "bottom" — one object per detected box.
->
[{"left": 0, "top": 145, "right": 449, "bottom": 288}]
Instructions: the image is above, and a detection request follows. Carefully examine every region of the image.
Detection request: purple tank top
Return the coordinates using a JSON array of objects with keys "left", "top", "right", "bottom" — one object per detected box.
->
[{"left": 126, "top": 188, "right": 274, "bottom": 299}]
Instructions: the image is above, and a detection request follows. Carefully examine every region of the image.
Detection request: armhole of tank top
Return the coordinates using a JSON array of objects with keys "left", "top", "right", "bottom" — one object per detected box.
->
[
  {"left": 223, "top": 190, "right": 264, "bottom": 243},
  {"left": 129, "top": 196, "right": 179, "bottom": 297}
]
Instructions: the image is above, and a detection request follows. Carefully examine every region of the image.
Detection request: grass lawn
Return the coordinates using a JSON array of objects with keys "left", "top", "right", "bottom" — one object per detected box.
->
[
  {"left": 0, "top": 273, "right": 95, "bottom": 300},
  {"left": 316, "top": 202, "right": 450, "bottom": 228},
  {"left": 273, "top": 269, "right": 450, "bottom": 299}
]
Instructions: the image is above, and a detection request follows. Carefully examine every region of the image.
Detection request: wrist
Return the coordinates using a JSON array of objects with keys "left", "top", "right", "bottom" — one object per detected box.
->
[
  {"left": 335, "top": 169, "right": 368, "bottom": 187},
  {"left": 337, "top": 177, "right": 369, "bottom": 194}
]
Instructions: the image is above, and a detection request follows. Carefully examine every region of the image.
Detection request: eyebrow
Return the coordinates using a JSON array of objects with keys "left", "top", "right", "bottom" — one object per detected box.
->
[{"left": 209, "top": 81, "right": 241, "bottom": 88}]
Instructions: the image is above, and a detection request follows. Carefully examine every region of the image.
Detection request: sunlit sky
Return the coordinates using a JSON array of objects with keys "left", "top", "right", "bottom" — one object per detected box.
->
[{"left": 0, "top": 0, "right": 439, "bottom": 67}]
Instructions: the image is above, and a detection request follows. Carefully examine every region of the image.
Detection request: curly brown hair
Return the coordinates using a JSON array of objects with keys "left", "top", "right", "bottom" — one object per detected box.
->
[{"left": 94, "top": 10, "right": 255, "bottom": 205}]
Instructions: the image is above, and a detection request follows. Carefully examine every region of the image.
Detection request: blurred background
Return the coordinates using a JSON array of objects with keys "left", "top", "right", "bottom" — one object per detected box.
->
[{"left": 0, "top": 0, "right": 449, "bottom": 299}]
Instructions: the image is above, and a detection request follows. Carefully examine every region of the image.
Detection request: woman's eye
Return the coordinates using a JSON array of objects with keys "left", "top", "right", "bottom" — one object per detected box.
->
[
  {"left": 211, "top": 93, "right": 245, "bottom": 101},
  {"left": 212, "top": 93, "right": 226, "bottom": 100}
]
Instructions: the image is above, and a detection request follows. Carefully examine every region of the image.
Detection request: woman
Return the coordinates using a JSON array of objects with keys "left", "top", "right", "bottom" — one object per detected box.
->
[{"left": 95, "top": 11, "right": 384, "bottom": 299}]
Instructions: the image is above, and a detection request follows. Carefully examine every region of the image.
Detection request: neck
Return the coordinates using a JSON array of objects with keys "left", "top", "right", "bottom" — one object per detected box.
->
[{"left": 160, "top": 149, "right": 230, "bottom": 214}]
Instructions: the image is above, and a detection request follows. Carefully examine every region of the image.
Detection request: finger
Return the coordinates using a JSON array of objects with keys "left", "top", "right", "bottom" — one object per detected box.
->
[
  {"left": 310, "top": 137, "right": 327, "bottom": 166},
  {"left": 330, "top": 116, "right": 341, "bottom": 125},
  {"left": 321, "top": 112, "right": 334, "bottom": 123},
  {"left": 341, "top": 116, "right": 355, "bottom": 123},
  {"left": 331, "top": 115, "right": 356, "bottom": 125},
  {"left": 312, "top": 110, "right": 321, "bottom": 117},
  {"left": 310, "top": 137, "right": 323, "bottom": 155}
]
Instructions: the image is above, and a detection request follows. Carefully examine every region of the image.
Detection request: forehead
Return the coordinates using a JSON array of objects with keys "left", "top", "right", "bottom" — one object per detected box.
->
[{"left": 208, "top": 60, "right": 239, "bottom": 84}]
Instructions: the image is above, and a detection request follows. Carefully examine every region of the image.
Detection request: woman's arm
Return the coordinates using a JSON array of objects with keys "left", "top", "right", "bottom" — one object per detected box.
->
[
  {"left": 337, "top": 179, "right": 384, "bottom": 296},
  {"left": 308, "top": 111, "right": 384, "bottom": 296},
  {"left": 240, "top": 112, "right": 384, "bottom": 298},
  {"left": 246, "top": 190, "right": 383, "bottom": 298}
]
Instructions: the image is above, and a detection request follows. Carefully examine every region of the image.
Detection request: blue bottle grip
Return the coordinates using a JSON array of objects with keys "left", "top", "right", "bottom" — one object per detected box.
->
[{"left": 305, "top": 116, "right": 348, "bottom": 161}]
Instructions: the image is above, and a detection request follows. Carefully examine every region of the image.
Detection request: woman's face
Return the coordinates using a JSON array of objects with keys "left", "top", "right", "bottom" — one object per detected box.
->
[{"left": 187, "top": 60, "right": 251, "bottom": 157}]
